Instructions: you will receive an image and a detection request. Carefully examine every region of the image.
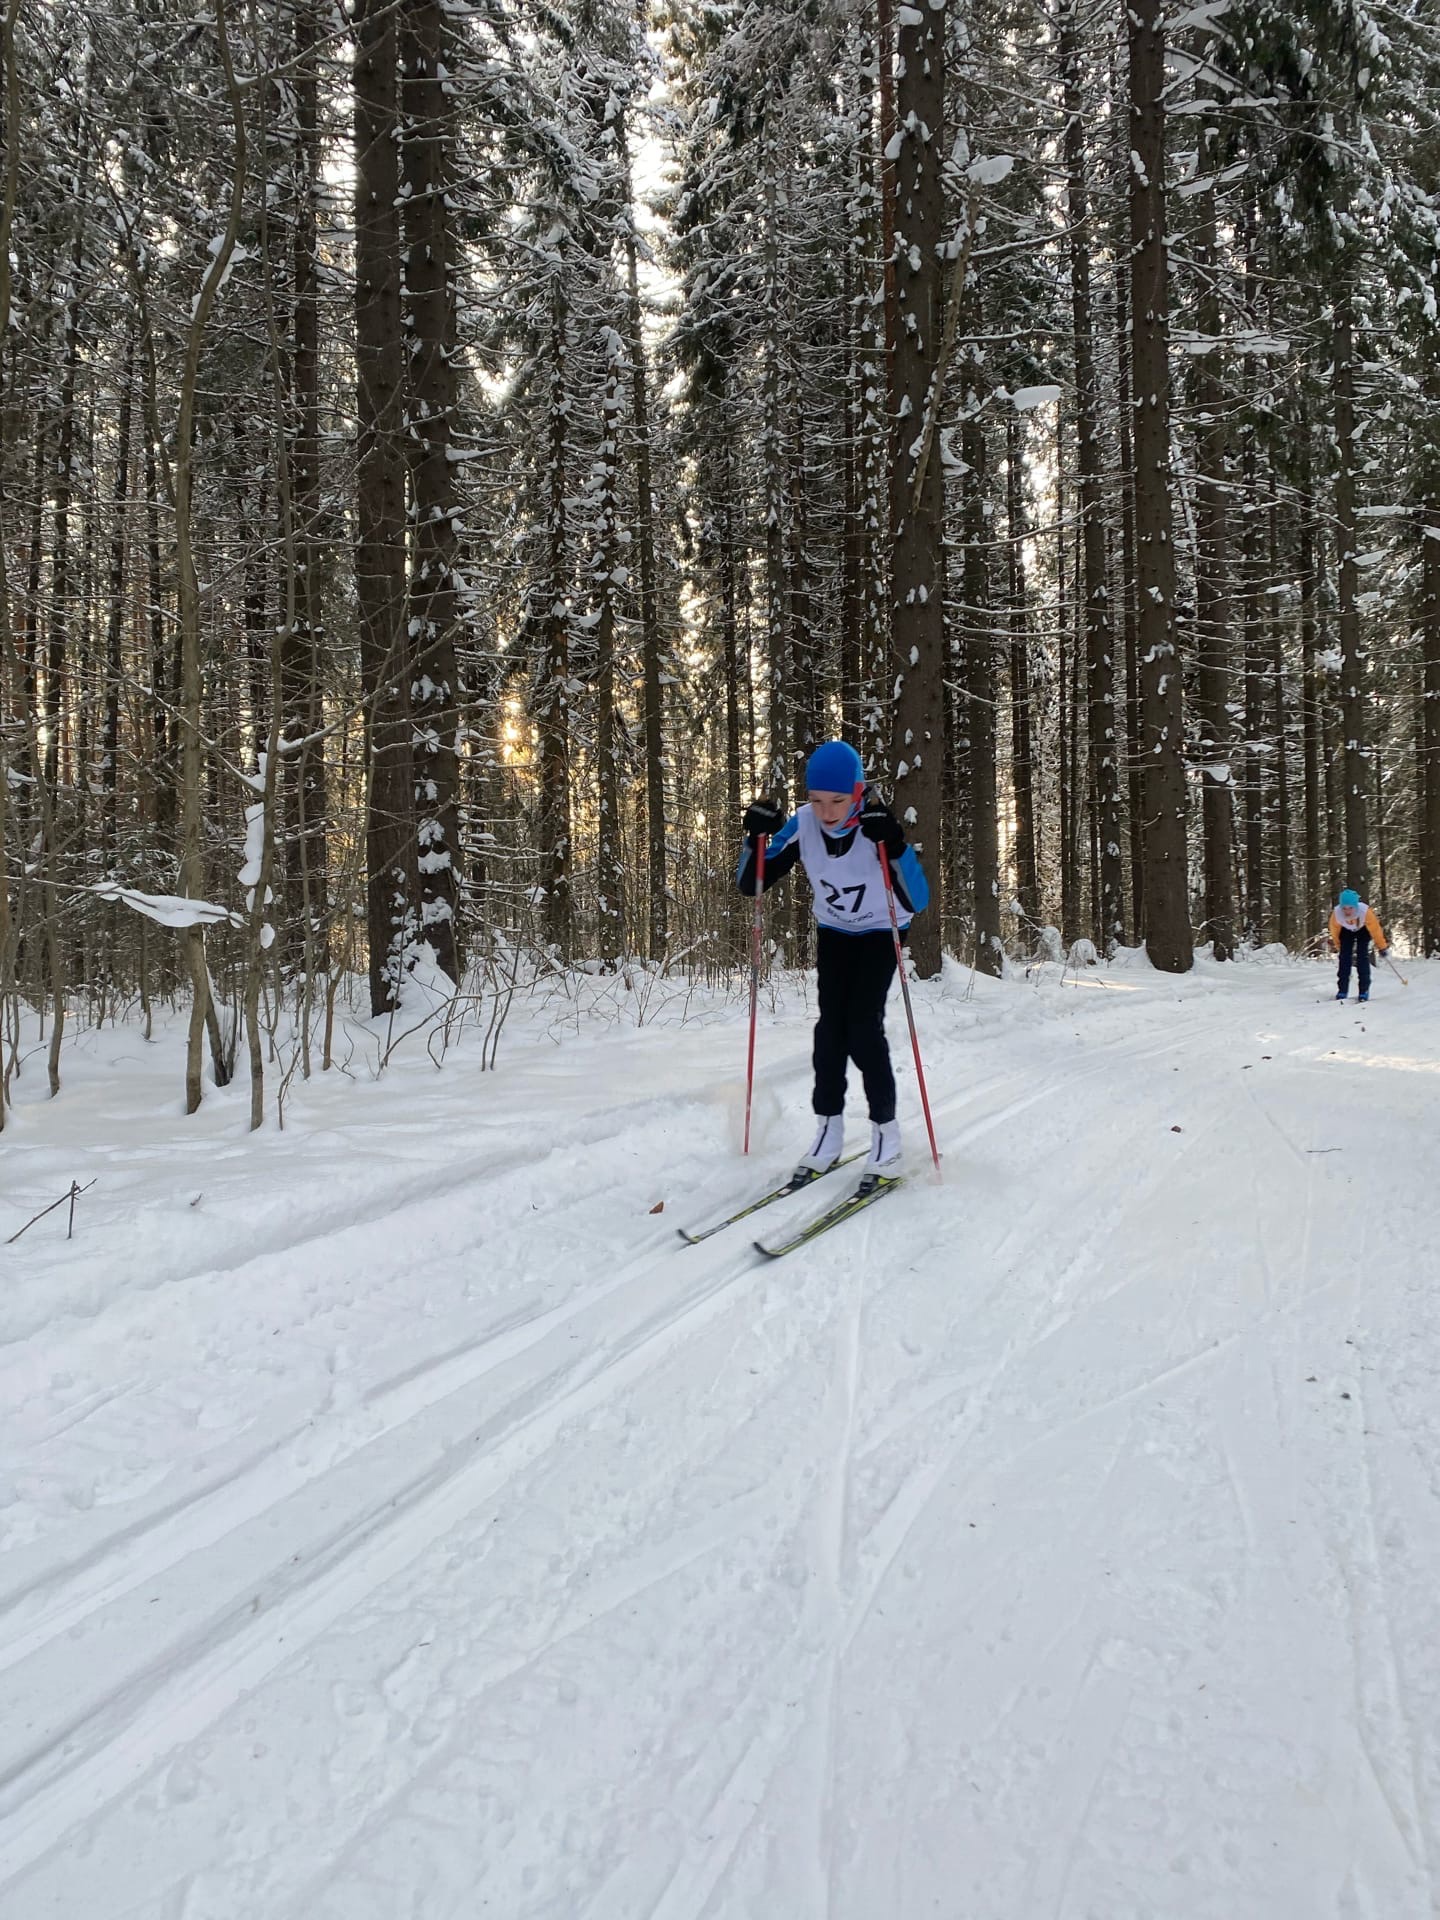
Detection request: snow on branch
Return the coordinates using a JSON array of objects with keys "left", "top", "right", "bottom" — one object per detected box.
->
[
  {"left": 1167, "top": 0, "right": 1234, "bottom": 35},
  {"left": 1008, "top": 384, "right": 1062, "bottom": 411},
  {"left": 91, "top": 883, "right": 241, "bottom": 930}
]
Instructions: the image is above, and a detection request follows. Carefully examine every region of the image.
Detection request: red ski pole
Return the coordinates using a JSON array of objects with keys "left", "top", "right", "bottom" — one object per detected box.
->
[
  {"left": 879, "top": 843, "right": 941, "bottom": 1171},
  {"left": 743, "top": 832, "right": 767, "bottom": 1154}
]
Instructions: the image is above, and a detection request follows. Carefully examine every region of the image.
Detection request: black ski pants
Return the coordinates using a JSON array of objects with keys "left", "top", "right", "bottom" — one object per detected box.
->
[
  {"left": 1337, "top": 927, "right": 1371, "bottom": 997},
  {"left": 813, "top": 925, "right": 899, "bottom": 1123}
]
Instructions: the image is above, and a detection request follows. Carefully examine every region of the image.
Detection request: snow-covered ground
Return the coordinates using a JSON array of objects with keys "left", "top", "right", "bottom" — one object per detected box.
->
[{"left": 3, "top": 950, "right": 1438, "bottom": 1919}]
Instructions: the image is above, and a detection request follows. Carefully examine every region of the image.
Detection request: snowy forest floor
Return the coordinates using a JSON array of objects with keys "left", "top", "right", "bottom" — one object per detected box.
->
[{"left": 3, "top": 949, "right": 1439, "bottom": 1920}]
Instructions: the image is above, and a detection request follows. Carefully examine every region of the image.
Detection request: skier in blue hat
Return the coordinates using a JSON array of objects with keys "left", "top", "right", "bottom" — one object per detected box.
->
[{"left": 738, "top": 741, "right": 929, "bottom": 1178}]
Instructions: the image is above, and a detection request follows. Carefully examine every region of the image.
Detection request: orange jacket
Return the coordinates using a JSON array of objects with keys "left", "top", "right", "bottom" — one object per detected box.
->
[{"left": 1329, "top": 904, "right": 1387, "bottom": 952}]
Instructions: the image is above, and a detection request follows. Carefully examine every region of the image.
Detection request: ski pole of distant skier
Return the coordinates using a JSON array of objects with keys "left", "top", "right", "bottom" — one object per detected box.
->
[
  {"left": 1384, "top": 950, "right": 1409, "bottom": 987},
  {"left": 879, "top": 843, "right": 941, "bottom": 1171},
  {"left": 743, "top": 832, "right": 768, "bottom": 1154}
]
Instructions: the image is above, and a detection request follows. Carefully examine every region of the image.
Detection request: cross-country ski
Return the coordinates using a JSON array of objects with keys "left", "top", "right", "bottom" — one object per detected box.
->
[
  {"left": 676, "top": 1151, "right": 862, "bottom": 1245},
  {"left": 753, "top": 1170, "right": 904, "bottom": 1259}
]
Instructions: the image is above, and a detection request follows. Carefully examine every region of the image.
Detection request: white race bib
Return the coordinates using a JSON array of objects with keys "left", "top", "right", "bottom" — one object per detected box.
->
[{"left": 795, "top": 808, "right": 908, "bottom": 933}]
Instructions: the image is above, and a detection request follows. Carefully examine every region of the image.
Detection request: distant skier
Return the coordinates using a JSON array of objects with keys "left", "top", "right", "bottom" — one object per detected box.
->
[
  {"left": 1329, "top": 888, "right": 1389, "bottom": 1003},
  {"left": 738, "top": 741, "right": 929, "bottom": 1179}
]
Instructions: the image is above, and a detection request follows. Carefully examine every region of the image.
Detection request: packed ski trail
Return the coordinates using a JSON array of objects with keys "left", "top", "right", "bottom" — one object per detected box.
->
[{"left": 3, "top": 955, "right": 1439, "bottom": 1919}]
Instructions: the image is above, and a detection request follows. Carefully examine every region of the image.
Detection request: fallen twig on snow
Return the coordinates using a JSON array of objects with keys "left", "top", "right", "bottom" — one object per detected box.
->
[{"left": 7, "top": 1178, "right": 96, "bottom": 1244}]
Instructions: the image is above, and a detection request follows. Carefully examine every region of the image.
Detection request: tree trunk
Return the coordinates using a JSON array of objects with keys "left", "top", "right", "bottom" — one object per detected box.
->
[
  {"left": 1240, "top": 453, "right": 1264, "bottom": 941},
  {"left": 286, "top": 0, "right": 328, "bottom": 962},
  {"left": 1061, "top": 1, "right": 1123, "bottom": 952},
  {"left": 788, "top": 403, "right": 817, "bottom": 965},
  {"left": 143, "top": 432, "right": 175, "bottom": 856},
  {"left": 1113, "top": 171, "right": 1143, "bottom": 941},
  {"left": 1190, "top": 162, "right": 1236, "bottom": 962},
  {"left": 615, "top": 110, "right": 667, "bottom": 961},
  {"left": 1269, "top": 494, "right": 1293, "bottom": 946},
  {"left": 1005, "top": 414, "right": 1039, "bottom": 931},
  {"left": 857, "top": 36, "right": 889, "bottom": 762},
  {"left": 1332, "top": 287, "right": 1369, "bottom": 894},
  {"left": 355, "top": 0, "right": 413, "bottom": 1015},
  {"left": 1057, "top": 462, "right": 1080, "bottom": 944},
  {"left": 718, "top": 401, "right": 745, "bottom": 957},
  {"left": 48, "top": 234, "right": 86, "bottom": 797},
  {"left": 887, "top": 0, "right": 946, "bottom": 976},
  {"left": 249, "top": 93, "right": 298, "bottom": 1130},
  {"left": 0, "top": 0, "right": 20, "bottom": 1130},
  {"left": 1421, "top": 358, "right": 1440, "bottom": 955},
  {"left": 875, "top": 0, "right": 898, "bottom": 389},
  {"left": 1127, "top": 0, "right": 1190, "bottom": 971},
  {"left": 537, "top": 280, "right": 572, "bottom": 960},
  {"left": 1069, "top": 546, "right": 1084, "bottom": 939},
  {"left": 1299, "top": 438, "right": 1324, "bottom": 942},
  {"left": 243, "top": 492, "right": 269, "bottom": 760},
  {"left": 721, "top": 414, "right": 742, "bottom": 824},
  {"left": 841, "top": 226, "right": 863, "bottom": 742},
  {"left": 594, "top": 335, "right": 625, "bottom": 966},
  {"left": 1373, "top": 743, "right": 1388, "bottom": 926},
  {"left": 1321, "top": 536, "right": 1343, "bottom": 906},
  {"left": 401, "top": 0, "right": 464, "bottom": 984},
  {"left": 964, "top": 416, "right": 1001, "bottom": 974},
  {"left": 102, "top": 328, "right": 136, "bottom": 864},
  {"left": 1422, "top": 518, "right": 1440, "bottom": 952},
  {"left": 940, "top": 482, "right": 965, "bottom": 955},
  {"left": 762, "top": 144, "right": 788, "bottom": 800},
  {"left": 17, "top": 410, "right": 46, "bottom": 810},
  {"left": 173, "top": 0, "right": 246, "bottom": 1110}
]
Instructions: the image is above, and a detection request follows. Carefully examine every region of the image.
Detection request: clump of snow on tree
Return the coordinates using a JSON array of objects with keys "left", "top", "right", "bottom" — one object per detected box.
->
[
  {"left": 92, "top": 884, "right": 240, "bottom": 930},
  {"left": 1008, "top": 384, "right": 1062, "bottom": 411}
]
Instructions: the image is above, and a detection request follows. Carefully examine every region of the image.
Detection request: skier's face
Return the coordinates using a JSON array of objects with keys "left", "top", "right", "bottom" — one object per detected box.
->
[{"left": 809, "top": 791, "right": 852, "bottom": 829}]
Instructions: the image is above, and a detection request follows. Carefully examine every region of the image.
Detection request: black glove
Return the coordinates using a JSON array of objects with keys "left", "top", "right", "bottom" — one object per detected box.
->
[
  {"left": 743, "top": 797, "right": 784, "bottom": 840},
  {"left": 859, "top": 794, "right": 905, "bottom": 856}
]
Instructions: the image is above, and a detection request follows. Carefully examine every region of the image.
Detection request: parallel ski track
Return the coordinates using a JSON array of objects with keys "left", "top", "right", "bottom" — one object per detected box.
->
[
  {"left": 0, "top": 1083, "right": 711, "bottom": 1353},
  {"left": 4, "top": 1009, "right": 1204, "bottom": 1672},
  {"left": 804, "top": 1256, "right": 866, "bottom": 1920},
  {"left": 637, "top": 1014, "right": 1228, "bottom": 1917},
  {"left": 0, "top": 1081, "right": 733, "bottom": 1642},
  {"left": 0, "top": 1006, "right": 1222, "bottom": 1888},
  {"left": 0, "top": 1234, "right": 779, "bottom": 1882},
  {"left": 274, "top": 1485, "right": 783, "bottom": 1920},
  {"left": 1348, "top": 1368, "right": 1437, "bottom": 1902}
]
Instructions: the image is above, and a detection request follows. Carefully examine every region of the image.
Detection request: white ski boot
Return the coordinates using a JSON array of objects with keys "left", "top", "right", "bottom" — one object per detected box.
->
[
  {"left": 859, "top": 1119, "right": 902, "bottom": 1191},
  {"left": 796, "top": 1114, "right": 844, "bottom": 1180}
]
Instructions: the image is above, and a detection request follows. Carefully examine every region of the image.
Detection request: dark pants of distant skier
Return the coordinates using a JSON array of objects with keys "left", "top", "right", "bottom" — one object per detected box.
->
[
  {"left": 814, "top": 927, "right": 899, "bottom": 1124},
  {"left": 1337, "top": 927, "right": 1371, "bottom": 998}
]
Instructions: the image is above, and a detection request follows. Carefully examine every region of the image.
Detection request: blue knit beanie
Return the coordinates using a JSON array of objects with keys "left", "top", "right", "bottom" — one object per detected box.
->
[
  {"left": 1339, "top": 888, "right": 1360, "bottom": 908},
  {"left": 805, "top": 740, "right": 864, "bottom": 794}
]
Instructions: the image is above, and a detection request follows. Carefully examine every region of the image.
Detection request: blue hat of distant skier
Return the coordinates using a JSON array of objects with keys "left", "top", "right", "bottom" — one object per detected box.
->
[
  {"left": 806, "top": 741, "right": 864, "bottom": 795},
  {"left": 1339, "top": 888, "right": 1360, "bottom": 907}
]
